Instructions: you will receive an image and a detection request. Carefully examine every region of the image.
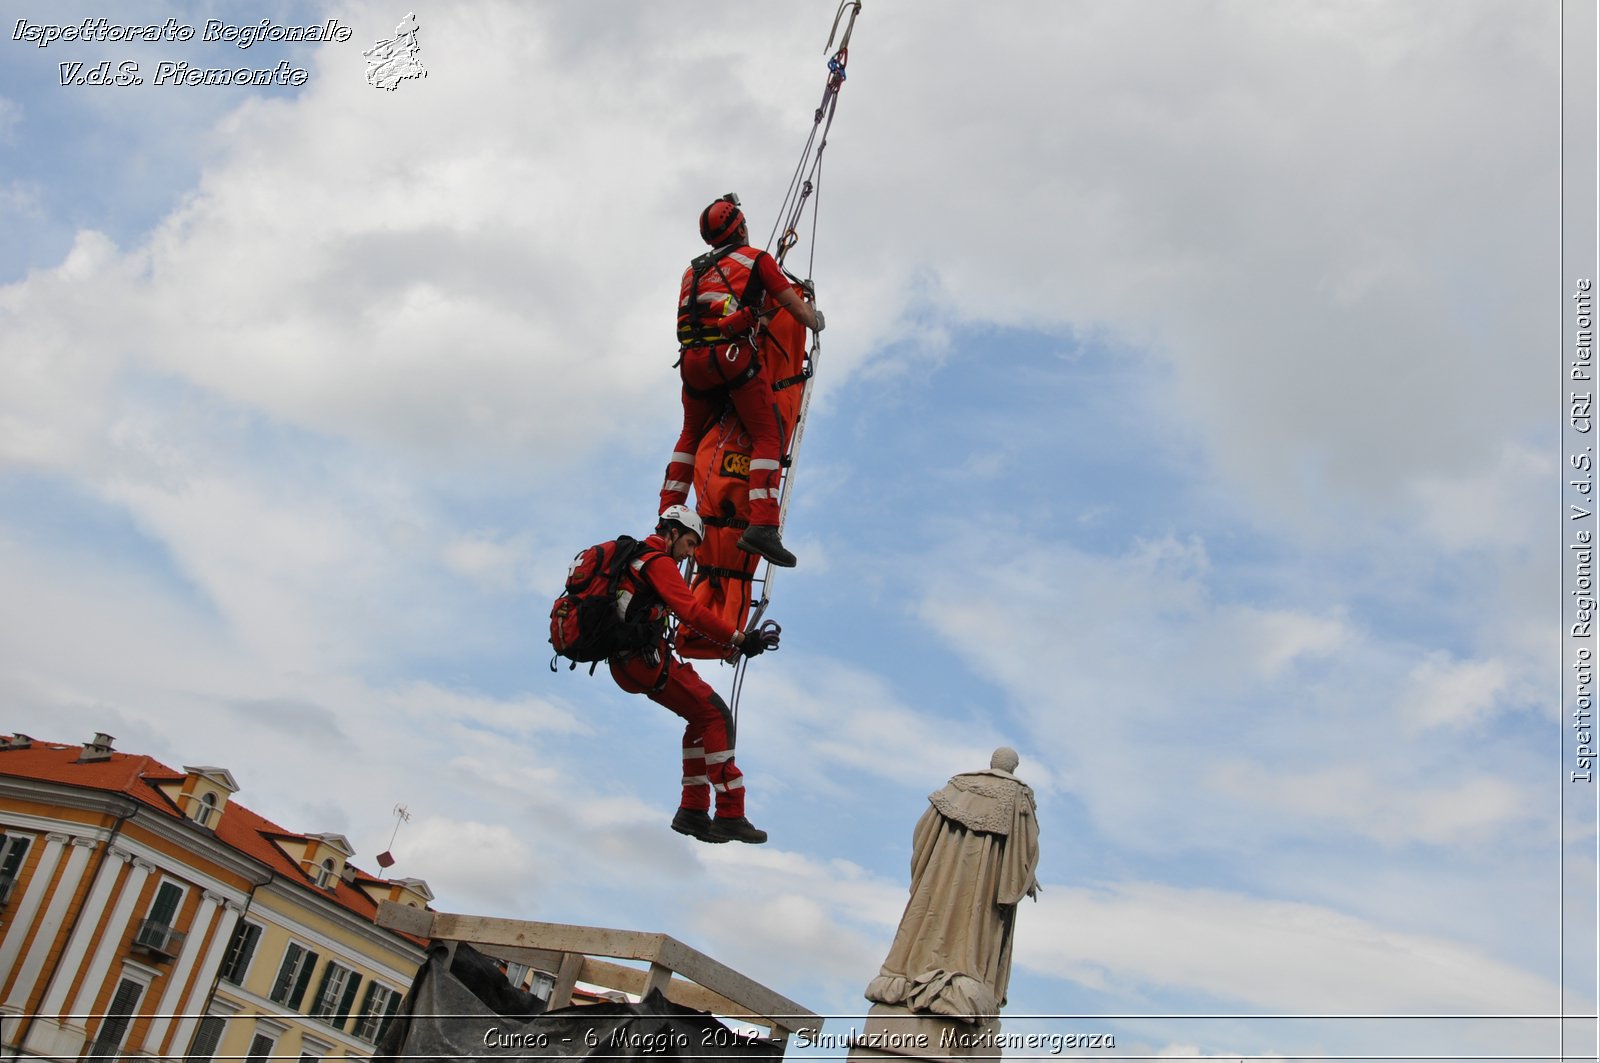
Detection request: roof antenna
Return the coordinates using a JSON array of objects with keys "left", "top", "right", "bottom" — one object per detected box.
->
[{"left": 375, "top": 803, "right": 411, "bottom": 869}]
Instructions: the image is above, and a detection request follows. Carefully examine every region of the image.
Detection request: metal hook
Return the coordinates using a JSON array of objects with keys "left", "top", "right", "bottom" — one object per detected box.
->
[{"left": 825, "top": 0, "right": 863, "bottom": 55}]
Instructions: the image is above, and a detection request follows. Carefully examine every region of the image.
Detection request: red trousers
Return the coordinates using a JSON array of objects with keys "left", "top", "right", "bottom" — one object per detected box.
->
[
  {"left": 661, "top": 344, "right": 783, "bottom": 528},
  {"left": 609, "top": 652, "right": 745, "bottom": 818}
]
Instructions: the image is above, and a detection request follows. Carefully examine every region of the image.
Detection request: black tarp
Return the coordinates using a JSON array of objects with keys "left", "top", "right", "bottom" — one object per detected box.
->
[{"left": 374, "top": 943, "right": 785, "bottom": 1062}]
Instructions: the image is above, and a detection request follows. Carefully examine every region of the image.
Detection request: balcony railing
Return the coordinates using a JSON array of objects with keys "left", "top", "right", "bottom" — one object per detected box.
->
[{"left": 132, "top": 917, "right": 186, "bottom": 960}]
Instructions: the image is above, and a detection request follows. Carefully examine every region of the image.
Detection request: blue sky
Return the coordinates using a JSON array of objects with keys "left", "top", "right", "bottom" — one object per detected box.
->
[{"left": 0, "top": 2, "right": 1587, "bottom": 1060}]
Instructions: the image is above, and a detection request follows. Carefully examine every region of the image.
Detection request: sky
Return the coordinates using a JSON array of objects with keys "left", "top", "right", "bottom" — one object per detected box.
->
[{"left": 0, "top": 1, "right": 1591, "bottom": 1060}]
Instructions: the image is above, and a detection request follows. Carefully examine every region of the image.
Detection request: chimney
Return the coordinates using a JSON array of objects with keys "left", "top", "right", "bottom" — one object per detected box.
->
[
  {"left": 77, "top": 732, "right": 115, "bottom": 763},
  {"left": 0, "top": 734, "right": 32, "bottom": 751}
]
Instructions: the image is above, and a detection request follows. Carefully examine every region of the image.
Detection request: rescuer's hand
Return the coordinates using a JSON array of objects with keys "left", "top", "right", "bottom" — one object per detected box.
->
[{"left": 744, "top": 621, "right": 781, "bottom": 657}]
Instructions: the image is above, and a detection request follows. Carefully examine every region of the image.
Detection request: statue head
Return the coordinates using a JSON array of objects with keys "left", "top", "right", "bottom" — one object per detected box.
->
[{"left": 991, "top": 746, "right": 1019, "bottom": 773}]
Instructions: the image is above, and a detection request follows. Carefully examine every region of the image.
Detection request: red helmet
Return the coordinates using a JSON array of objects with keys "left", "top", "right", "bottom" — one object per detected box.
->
[{"left": 699, "top": 195, "right": 745, "bottom": 245}]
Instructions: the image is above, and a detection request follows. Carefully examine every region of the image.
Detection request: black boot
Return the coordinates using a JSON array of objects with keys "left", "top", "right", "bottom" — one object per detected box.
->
[
  {"left": 736, "top": 525, "right": 797, "bottom": 568},
  {"left": 707, "top": 815, "right": 768, "bottom": 844},
  {"left": 671, "top": 808, "right": 725, "bottom": 843}
]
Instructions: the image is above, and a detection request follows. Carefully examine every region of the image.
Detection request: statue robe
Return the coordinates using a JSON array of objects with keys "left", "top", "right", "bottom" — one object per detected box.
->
[{"left": 864, "top": 768, "right": 1040, "bottom": 1023}]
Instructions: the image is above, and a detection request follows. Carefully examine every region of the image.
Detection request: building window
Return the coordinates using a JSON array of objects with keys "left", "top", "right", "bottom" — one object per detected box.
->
[
  {"left": 133, "top": 879, "right": 188, "bottom": 959},
  {"left": 149, "top": 880, "right": 184, "bottom": 924},
  {"left": 298, "top": 1036, "right": 330, "bottom": 1063},
  {"left": 186, "top": 1014, "right": 227, "bottom": 1063},
  {"left": 195, "top": 791, "right": 219, "bottom": 827},
  {"left": 268, "top": 942, "right": 320, "bottom": 1009},
  {"left": 353, "top": 982, "right": 400, "bottom": 1044},
  {"left": 0, "top": 832, "right": 30, "bottom": 905},
  {"left": 218, "top": 920, "right": 262, "bottom": 985},
  {"left": 310, "top": 961, "right": 362, "bottom": 1029},
  {"left": 244, "top": 1032, "right": 276, "bottom": 1063},
  {"left": 85, "top": 977, "right": 145, "bottom": 1061},
  {"left": 314, "top": 858, "right": 336, "bottom": 890}
]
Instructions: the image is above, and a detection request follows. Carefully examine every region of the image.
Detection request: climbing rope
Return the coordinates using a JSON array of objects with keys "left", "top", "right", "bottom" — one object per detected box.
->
[
  {"left": 767, "top": 0, "right": 862, "bottom": 277},
  {"left": 729, "top": 1, "right": 864, "bottom": 726}
]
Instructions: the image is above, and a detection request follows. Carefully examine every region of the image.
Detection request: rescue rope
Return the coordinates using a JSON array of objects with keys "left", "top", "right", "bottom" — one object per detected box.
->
[
  {"left": 729, "top": 1, "right": 864, "bottom": 726},
  {"left": 767, "top": 0, "right": 861, "bottom": 276}
]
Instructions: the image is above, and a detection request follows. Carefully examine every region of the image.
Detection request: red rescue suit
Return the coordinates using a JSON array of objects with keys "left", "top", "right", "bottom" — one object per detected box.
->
[
  {"left": 605, "top": 535, "right": 748, "bottom": 818},
  {"left": 675, "top": 305, "right": 811, "bottom": 659},
  {"left": 661, "top": 244, "right": 796, "bottom": 529}
]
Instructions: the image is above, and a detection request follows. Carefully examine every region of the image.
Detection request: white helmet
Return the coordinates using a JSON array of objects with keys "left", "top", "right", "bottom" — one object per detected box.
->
[{"left": 658, "top": 504, "right": 704, "bottom": 540}]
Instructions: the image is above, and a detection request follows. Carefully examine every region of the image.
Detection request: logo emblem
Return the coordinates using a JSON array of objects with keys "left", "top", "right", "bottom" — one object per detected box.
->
[{"left": 365, "top": 13, "right": 426, "bottom": 90}]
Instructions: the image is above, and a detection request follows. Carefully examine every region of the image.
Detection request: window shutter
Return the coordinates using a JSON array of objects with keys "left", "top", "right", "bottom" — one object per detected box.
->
[
  {"left": 357, "top": 981, "right": 379, "bottom": 1022},
  {"left": 245, "top": 1032, "right": 275, "bottom": 1063},
  {"left": 0, "top": 834, "right": 29, "bottom": 878},
  {"left": 377, "top": 985, "right": 402, "bottom": 1043},
  {"left": 186, "top": 1015, "right": 226, "bottom": 1063},
  {"left": 335, "top": 971, "right": 362, "bottom": 1029},
  {"left": 292, "top": 952, "right": 323, "bottom": 1010},
  {"left": 87, "top": 978, "right": 144, "bottom": 1060},
  {"left": 0, "top": 835, "right": 28, "bottom": 904},
  {"left": 221, "top": 922, "right": 261, "bottom": 984},
  {"left": 148, "top": 881, "right": 183, "bottom": 925},
  {"left": 269, "top": 943, "right": 302, "bottom": 1003}
]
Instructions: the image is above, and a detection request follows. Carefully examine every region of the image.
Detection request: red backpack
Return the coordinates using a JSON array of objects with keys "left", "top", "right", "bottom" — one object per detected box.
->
[{"left": 548, "top": 536, "right": 663, "bottom": 670}]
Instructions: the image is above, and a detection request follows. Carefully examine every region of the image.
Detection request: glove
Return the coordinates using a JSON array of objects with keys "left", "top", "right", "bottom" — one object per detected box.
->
[
  {"left": 717, "top": 306, "right": 756, "bottom": 336},
  {"left": 811, "top": 309, "right": 826, "bottom": 333},
  {"left": 740, "top": 620, "right": 782, "bottom": 658}
]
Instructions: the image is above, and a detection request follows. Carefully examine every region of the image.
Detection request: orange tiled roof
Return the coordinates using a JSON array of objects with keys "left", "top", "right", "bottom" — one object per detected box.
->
[{"left": 0, "top": 738, "right": 411, "bottom": 929}]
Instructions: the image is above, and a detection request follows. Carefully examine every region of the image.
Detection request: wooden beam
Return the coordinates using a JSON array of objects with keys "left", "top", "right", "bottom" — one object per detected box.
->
[
  {"left": 472, "top": 943, "right": 566, "bottom": 975},
  {"left": 641, "top": 962, "right": 673, "bottom": 999},
  {"left": 551, "top": 951, "right": 585, "bottom": 1010},
  {"left": 427, "top": 912, "right": 672, "bottom": 963},
  {"left": 652, "top": 936, "right": 816, "bottom": 1035},
  {"left": 374, "top": 904, "right": 822, "bottom": 1039},
  {"left": 375, "top": 901, "right": 432, "bottom": 937},
  {"left": 575, "top": 958, "right": 751, "bottom": 1023}
]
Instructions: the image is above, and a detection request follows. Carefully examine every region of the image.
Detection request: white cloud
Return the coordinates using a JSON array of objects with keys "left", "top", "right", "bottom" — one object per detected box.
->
[
  {"left": 0, "top": 180, "right": 42, "bottom": 225},
  {"left": 748, "top": 657, "right": 1050, "bottom": 798},
  {"left": 687, "top": 845, "right": 907, "bottom": 1003},
  {"left": 1409, "top": 441, "right": 1552, "bottom": 553},
  {"left": 1403, "top": 652, "right": 1515, "bottom": 731},
  {"left": 1205, "top": 762, "right": 1533, "bottom": 848},
  {"left": 826, "top": 1, "right": 1550, "bottom": 526},
  {"left": 0, "top": 97, "right": 20, "bottom": 143},
  {"left": 1019, "top": 880, "right": 1561, "bottom": 1015},
  {"left": 441, "top": 531, "right": 537, "bottom": 592},
  {"left": 401, "top": 815, "right": 539, "bottom": 909},
  {"left": 910, "top": 522, "right": 1545, "bottom": 854}
]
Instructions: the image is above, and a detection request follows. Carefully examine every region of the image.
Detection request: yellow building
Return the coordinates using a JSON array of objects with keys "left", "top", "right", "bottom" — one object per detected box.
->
[{"left": 0, "top": 732, "right": 432, "bottom": 1062}]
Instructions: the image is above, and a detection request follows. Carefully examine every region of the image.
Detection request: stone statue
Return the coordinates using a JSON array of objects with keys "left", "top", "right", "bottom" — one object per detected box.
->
[{"left": 864, "top": 748, "right": 1040, "bottom": 1024}]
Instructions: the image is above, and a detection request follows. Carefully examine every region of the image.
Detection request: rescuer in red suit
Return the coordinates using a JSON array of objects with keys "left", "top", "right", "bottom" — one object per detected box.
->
[
  {"left": 662, "top": 194, "right": 823, "bottom": 569},
  {"left": 608, "top": 505, "right": 772, "bottom": 844}
]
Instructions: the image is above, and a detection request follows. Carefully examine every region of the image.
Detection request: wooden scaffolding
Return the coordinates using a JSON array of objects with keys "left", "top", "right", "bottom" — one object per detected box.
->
[{"left": 375, "top": 902, "right": 823, "bottom": 1051}]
